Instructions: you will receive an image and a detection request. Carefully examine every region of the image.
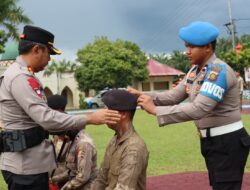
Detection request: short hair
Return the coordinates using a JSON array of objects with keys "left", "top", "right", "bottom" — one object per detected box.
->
[
  {"left": 211, "top": 40, "right": 217, "bottom": 52},
  {"left": 18, "top": 40, "right": 46, "bottom": 55}
]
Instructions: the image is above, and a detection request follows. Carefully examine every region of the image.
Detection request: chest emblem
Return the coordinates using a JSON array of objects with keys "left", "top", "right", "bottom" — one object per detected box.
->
[{"left": 207, "top": 65, "right": 222, "bottom": 82}]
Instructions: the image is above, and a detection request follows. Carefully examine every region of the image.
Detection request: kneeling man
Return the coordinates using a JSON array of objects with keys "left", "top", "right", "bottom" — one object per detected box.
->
[{"left": 92, "top": 89, "right": 149, "bottom": 190}]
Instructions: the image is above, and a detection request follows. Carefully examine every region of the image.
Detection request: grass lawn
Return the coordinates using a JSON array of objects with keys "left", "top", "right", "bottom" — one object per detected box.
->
[{"left": 0, "top": 111, "right": 249, "bottom": 189}]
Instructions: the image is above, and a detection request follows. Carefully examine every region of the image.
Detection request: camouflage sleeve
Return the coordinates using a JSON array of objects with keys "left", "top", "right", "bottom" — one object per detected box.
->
[
  {"left": 52, "top": 171, "right": 69, "bottom": 184},
  {"left": 144, "top": 77, "right": 188, "bottom": 106},
  {"left": 61, "top": 143, "right": 94, "bottom": 190},
  {"left": 113, "top": 147, "right": 146, "bottom": 190},
  {"left": 92, "top": 164, "right": 108, "bottom": 190}
]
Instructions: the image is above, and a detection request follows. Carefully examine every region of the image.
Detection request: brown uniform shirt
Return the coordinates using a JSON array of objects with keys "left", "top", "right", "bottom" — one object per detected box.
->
[
  {"left": 0, "top": 56, "right": 86, "bottom": 174},
  {"left": 92, "top": 127, "right": 148, "bottom": 190},
  {"left": 147, "top": 54, "right": 241, "bottom": 129},
  {"left": 53, "top": 130, "right": 97, "bottom": 190}
]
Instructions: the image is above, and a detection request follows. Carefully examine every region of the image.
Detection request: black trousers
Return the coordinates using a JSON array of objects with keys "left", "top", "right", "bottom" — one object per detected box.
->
[
  {"left": 2, "top": 170, "right": 49, "bottom": 190},
  {"left": 201, "top": 128, "right": 250, "bottom": 190}
]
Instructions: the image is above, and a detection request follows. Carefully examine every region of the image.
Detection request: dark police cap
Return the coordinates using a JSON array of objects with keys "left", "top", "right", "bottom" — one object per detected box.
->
[
  {"left": 102, "top": 89, "right": 138, "bottom": 111},
  {"left": 178, "top": 21, "right": 219, "bottom": 46},
  {"left": 19, "top": 25, "right": 61, "bottom": 55},
  {"left": 47, "top": 95, "right": 67, "bottom": 110}
]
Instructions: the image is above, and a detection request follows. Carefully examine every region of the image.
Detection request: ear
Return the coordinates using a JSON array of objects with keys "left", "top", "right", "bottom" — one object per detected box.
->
[
  {"left": 205, "top": 44, "right": 213, "bottom": 53},
  {"left": 32, "top": 44, "right": 41, "bottom": 54},
  {"left": 120, "top": 111, "right": 128, "bottom": 119}
]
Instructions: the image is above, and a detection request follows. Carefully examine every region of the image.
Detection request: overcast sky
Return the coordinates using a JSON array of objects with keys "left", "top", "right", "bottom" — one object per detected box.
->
[{"left": 17, "top": 0, "right": 250, "bottom": 61}]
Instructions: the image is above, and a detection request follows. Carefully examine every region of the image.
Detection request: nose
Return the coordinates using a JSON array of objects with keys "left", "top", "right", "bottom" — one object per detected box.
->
[{"left": 186, "top": 47, "right": 191, "bottom": 55}]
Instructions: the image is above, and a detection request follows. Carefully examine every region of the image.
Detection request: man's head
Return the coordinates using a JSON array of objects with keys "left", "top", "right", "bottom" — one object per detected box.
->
[
  {"left": 47, "top": 95, "right": 79, "bottom": 139},
  {"left": 19, "top": 25, "right": 61, "bottom": 72},
  {"left": 47, "top": 95, "right": 67, "bottom": 112},
  {"left": 102, "top": 89, "right": 138, "bottom": 132},
  {"left": 178, "top": 21, "right": 219, "bottom": 67}
]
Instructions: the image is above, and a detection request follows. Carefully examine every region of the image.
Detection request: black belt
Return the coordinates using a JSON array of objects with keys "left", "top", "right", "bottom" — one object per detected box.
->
[{"left": 0, "top": 127, "right": 48, "bottom": 152}]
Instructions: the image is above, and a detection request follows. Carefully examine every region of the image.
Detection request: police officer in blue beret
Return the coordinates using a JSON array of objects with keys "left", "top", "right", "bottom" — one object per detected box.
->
[
  {"left": 0, "top": 25, "right": 121, "bottom": 190},
  {"left": 129, "top": 21, "right": 250, "bottom": 190}
]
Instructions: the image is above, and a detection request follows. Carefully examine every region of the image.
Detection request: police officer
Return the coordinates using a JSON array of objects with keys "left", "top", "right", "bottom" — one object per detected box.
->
[
  {"left": 128, "top": 21, "right": 250, "bottom": 190},
  {"left": 92, "top": 89, "right": 149, "bottom": 190},
  {"left": 0, "top": 25, "right": 120, "bottom": 190}
]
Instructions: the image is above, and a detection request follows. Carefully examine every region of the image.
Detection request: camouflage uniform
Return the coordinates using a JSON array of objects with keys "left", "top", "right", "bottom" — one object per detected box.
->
[
  {"left": 53, "top": 136, "right": 72, "bottom": 175},
  {"left": 52, "top": 130, "right": 97, "bottom": 190},
  {"left": 92, "top": 126, "right": 149, "bottom": 190}
]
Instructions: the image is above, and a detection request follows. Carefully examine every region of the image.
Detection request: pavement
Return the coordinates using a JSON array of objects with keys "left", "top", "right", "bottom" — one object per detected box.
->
[{"left": 147, "top": 172, "right": 250, "bottom": 190}]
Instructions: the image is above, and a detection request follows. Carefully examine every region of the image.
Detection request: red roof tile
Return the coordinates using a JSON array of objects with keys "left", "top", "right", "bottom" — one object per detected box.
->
[{"left": 147, "top": 59, "right": 185, "bottom": 76}]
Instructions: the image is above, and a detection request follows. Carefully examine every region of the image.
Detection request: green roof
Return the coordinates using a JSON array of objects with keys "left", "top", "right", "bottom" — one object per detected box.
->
[{"left": 1, "top": 42, "right": 18, "bottom": 61}]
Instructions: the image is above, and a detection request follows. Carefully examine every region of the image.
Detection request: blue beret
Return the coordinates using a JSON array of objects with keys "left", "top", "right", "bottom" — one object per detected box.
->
[
  {"left": 102, "top": 89, "right": 138, "bottom": 111},
  {"left": 178, "top": 21, "right": 219, "bottom": 46}
]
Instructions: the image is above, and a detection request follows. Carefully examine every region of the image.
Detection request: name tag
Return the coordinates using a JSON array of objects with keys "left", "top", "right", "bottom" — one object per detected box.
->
[{"left": 200, "top": 82, "right": 225, "bottom": 100}]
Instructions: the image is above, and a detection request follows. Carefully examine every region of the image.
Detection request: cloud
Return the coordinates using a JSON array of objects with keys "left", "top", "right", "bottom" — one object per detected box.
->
[{"left": 17, "top": 0, "right": 250, "bottom": 60}]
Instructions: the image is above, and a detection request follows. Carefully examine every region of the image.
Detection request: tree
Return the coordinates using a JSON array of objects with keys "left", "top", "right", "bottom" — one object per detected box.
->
[
  {"left": 44, "top": 59, "right": 76, "bottom": 94},
  {"left": 0, "top": 0, "right": 32, "bottom": 53},
  {"left": 216, "top": 34, "right": 250, "bottom": 76},
  {"left": 75, "top": 37, "right": 148, "bottom": 93},
  {"left": 149, "top": 51, "right": 190, "bottom": 73}
]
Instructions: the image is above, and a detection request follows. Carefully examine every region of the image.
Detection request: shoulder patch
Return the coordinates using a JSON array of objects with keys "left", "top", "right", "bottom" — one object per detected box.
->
[
  {"left": 199, "top": 64, "right": 227, "bottom": 102},
  {"left": 27, "top": 77, "right": 43, "bottom": 99}
]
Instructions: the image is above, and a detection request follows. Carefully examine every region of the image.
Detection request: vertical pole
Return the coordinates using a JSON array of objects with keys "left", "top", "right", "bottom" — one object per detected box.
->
[{"left": 228, "top": 0, "right": 236, "bottom": 49}]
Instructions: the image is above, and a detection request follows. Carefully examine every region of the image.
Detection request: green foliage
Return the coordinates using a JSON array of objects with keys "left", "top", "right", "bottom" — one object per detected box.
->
[
  {"left": 0, "top": 30, "right": 8, "bottom": 54},
  {"left": 75, "top": 37, "right": 148, "bottom": 92},
  {"left": 216, "top": 34, "right": 250, "bottom": 76},
  {"left": 44, "top": 59, "right": 76, "bottom": 76},
  {"left": 0, "top": 0, "right": 32, "bottom": 53},
  {"left": 149, "top": 50, "right": 190, "bottom": 73},
  {"left": 79, "top": 94, "right": 88, "bottom": 109}
]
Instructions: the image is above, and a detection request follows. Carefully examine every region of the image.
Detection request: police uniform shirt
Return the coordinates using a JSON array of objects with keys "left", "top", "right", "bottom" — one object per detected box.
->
[
  {"left": 0, "top": 56, "right": 86, "bottom": 175},
  {"left": 146, "top": 54, "right": 241, "bottom": 129}
]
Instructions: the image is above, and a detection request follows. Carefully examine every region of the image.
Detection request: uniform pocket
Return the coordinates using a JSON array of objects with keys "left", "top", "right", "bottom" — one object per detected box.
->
[{"left": 240, "top": 136, "right": 250, "bottom": 147}]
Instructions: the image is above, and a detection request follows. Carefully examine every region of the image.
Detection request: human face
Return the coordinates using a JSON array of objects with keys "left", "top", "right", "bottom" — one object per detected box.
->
[
  {"left": 185, "top": 42, "right": 212, "bottom": 68},
  {"left": 32, "top": 45, "right": 51, "bottom": 72}
]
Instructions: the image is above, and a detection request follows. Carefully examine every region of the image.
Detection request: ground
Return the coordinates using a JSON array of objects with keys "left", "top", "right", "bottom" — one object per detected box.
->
[{"left": 147, "top": 172, "right": 250, "bottom": 190}]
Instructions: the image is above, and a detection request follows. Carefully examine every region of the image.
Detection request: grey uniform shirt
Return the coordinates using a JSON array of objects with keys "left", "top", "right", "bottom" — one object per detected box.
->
[
  {"left": 0, "top": 56, "right": 86, "bottom": 175},
  {"left": 147, "top": 54, "right": 241, "bottom": 129}
]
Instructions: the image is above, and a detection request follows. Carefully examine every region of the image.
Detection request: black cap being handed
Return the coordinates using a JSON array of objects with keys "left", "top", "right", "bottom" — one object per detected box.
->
[
  {"left": 102, "top": 89, "right": 138, "bottom": 111},
  {"left": 19, "top": 25, "right": 61, "bottom": 55}
]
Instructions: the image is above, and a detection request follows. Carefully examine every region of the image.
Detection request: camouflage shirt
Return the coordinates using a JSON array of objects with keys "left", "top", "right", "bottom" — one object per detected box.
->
[
  {"left": 53, "top": 130, "right": 97, "bottom": 190},
  {"left": 92, "top": 126, "right": 149, "bottom": 190}
]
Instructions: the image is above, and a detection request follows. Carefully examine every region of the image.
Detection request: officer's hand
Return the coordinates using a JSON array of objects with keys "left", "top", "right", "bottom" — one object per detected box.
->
[
  {"left": 138, "top": 94, "right": 156, "bottom": 115},
  {"left": 127, "top": 87, "right": 142, "bottom": 97},
  {"left": 86, "top": 109, "right": 121, "bottom": 125}
]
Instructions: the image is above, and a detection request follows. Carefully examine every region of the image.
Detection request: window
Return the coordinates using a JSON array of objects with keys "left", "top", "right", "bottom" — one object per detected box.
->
[
  {"left": 154, "top": 82, "right": 169, "bottom": 90},
  {"left": 142, "top": 82, "right": 150, "bottom": 91}
]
